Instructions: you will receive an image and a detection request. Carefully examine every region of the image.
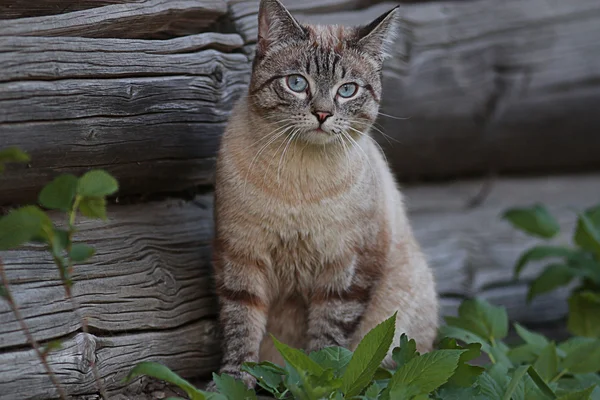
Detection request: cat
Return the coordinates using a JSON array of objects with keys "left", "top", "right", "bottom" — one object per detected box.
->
[{"left": 210, "top": 0, "right": 438, "bottom": 388}]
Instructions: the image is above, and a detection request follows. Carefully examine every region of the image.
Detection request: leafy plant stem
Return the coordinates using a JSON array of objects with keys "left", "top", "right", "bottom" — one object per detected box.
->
[
  {"left": 0, "top": 259, "right": 68, "bottom": 400},
  {"left": 550, "top": 369, "right": 568, "bottom": 384},
  {"left": 56, "top": 195, "right": 108, "bottom": 400}
]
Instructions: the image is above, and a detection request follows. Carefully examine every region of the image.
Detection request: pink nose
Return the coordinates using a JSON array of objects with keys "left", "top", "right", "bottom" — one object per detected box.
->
[{"left": 314, "top": 111, "right": 332, "bottom": 123}]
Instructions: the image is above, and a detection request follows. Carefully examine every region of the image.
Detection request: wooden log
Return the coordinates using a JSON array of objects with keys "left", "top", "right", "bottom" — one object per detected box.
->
[
  {"left": 2, "top": 174, "right": 599, "bottom": 398},
  {"left": 0, "top": 33, "right": 249, "bottom": 205},
  {"left": 229, "top": 0, "right": 600, "bottom": 180},
  {"left": 0, "top": 1, "right": 139, "bottom": 20},
  {"left": 0, "top": 0, "right": 227, "bottom": 39},
  {"left": 0, "top": 323, "right": 221, "bottom": 400}
]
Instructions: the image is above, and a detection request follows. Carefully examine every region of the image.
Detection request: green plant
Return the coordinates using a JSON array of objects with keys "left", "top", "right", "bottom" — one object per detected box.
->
[
  {"left": 127, "top": 298, "right": 599, "bottom": 399},
  {"left": 503, "top": 204, "right": 600, "bottom": 338},
  {"left": 0, "top": 147, "right": 118, "bottom": 399}
]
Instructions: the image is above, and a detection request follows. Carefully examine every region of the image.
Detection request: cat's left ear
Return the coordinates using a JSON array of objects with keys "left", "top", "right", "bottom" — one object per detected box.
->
[{"left": 355, "top": 7, "right": 400, "bottom": 62}]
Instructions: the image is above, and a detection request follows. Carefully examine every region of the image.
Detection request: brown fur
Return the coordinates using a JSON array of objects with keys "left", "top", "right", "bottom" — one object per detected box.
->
[{"left": 210, "top": 0, "right": 438, "bottom": 388}]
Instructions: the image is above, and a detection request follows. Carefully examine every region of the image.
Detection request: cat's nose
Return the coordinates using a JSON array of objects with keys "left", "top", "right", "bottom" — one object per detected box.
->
[{"left": 313, "top": 111, "right": 332, "bottom": 124}]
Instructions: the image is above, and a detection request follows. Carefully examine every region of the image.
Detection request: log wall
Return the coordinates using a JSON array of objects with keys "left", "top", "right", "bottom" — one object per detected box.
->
[{"left": 1, "top": 0, "right": 599, "bottom": 398}]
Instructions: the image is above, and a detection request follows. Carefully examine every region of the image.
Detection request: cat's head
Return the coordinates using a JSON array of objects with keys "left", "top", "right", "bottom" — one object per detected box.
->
[{"left": 248, "top": 0, "right": 399, "bottom": 145}]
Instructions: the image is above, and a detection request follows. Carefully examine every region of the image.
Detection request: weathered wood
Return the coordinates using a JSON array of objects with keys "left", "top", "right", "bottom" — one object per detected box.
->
[
  {"left": 229, "top": 0, "right": 600, "bottom": 180},
  {"left": 2, "top": 174, "right": 599, "bottom": 398},
  {"left": 0, "top": 322, "right": 221, "bottom": 400},
  {"left": 0, "top": 195, "right": 216, "bottom": 349},
  {"left": 0, "top": 0, "right": 227, "bottom": 39},
  {"left": 0, "top": 1, "right": 139, "bottom": 20},
  {"left": 0, "top": 33, "right": 249, "bottom": 205}
]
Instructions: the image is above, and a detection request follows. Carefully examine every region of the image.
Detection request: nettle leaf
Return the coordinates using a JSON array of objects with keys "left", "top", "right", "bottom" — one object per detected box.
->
[
  {"left": 444, "top": 298, "right": 508, "bottom": 344},
  {"left": 309, "top": 346, "right": 353, "bottom": 376},
  {"left": 241, "top": 362, "right": 285, "bottom": 396},
  {"left": 562, "top": 338, "right": 600, "bottom": 374},
  {"left": 0, "top": 147, "right": 30, "bottom": 164},
  {"left": 508, "top": 344, "right": 542, "bottom": 365},
  {"left": 77, "top": 170, "right": 119, "bottom": 197},
  {"left": 341, "top": 312, "right": 396, "bottom": 397},
  {"left": 382, "top": 349, "right": 464, "bottom": 399},
  {"left": 567, "top": 291, "right": 600, "bottom": 338},
  {"left": 557, "top": 386, "right": 596, "bottom": 400},
  {"left": 79, "top": 196, "right": 107, "bottom": 220},
  {"left": 363, "top": 382, "right": 382, "bottom": 399},
  {"left": 0, "top": 206, "right": 53, "bottom": 250},
  {"left": 534, "top": 342, "right": 559, "bottom": 382},
  {"left": 528, "top": 264, "right": 577, "bottom": 303},
  {"left": 38, "top": 174, "right": 78, "bottom": 211},
  {"left": 391, "top": 334, "right": 419, "bottom": 369},
  {"left": 526, "top": 366, "right": 557, "bottom": 399},
  {"left": 438, "top": 339, "right": 484, "bottom": 388},
  {"left": 438, "top": 325, "right": 492, "bottom": 353},
  {"left": 125, "top": 362, "right": 206, "bottom": 400},
  {"left": 272, "top": 336, "right": 324, "bottom": 377},
  {"left": 503, "top": 204, "right": 560, "bottom": 239},
  {"left": 514, "top": 246, "right": 578, "bottom": 279},
  {"left": 575, "top": 214, "right": 600, "bottom": 258},
  {"left": 213, "top": 373, "right": 257, "bottom": 400},
  {"left": 503, "top": 365, "right": 530, "bottom": 400},
  {"left": 69, "top": 243, "right": 95, "bottom": 263},
  {"left": 515, "top": 323, "right": 550, "bottom": 349}
]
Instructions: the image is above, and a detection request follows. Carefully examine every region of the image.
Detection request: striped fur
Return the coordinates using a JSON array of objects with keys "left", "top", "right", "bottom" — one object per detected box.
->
[{"left": 209, "top": 0, "right": 438, "bottom": 388}]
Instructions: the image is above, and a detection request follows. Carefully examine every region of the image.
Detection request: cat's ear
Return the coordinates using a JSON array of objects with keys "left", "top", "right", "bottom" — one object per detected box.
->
[
  {"left": 257, "top": 0, "right": 307, "bottom": 57},
  {"left": 355, "top": 7, "right": 400, "bottom": 62}
]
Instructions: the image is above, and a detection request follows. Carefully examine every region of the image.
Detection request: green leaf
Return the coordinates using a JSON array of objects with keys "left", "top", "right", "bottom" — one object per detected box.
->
[
  {"left": 309, "top": 346, "right": 353, "bottom": 376},
  {"left": 503, "top": 365, "right": 530, "bottom": 400},
  {"left": 478, "top": 369, "right": 507, "bottom": 400},
  {"left": 0, "top": 147, "right": 30, "bottom": 164},
  {"left": 514, "top": 246, "right": 578, "bottom": 278},
  {"left": 0, "top": 283, "right": 6, "bottom": 298},
  {"left": 0, "top": 206, "right": 53, "bottom": 250},
  {"left": 438, "top": 325, "right": 492, "bottom": 353},
  {"left": 515, "top": 323, "right": 550, "bottom": 349},
  {"left": 241, "top": 362, "right": 285, "bottom": 396},
  {"left": 77, "top": 170, "right": 118, "bottom": 197},
  {"left": 562, "top": 339, "right": 600, "bottom": 374},
  {"left": 508, "top": 344, "right": 542, "bottom": 365},
  {"left": 272, "top": 336, "right": 324, "bottom": 377},
  {"left": 444, "top": 298, "right": 508, "bottom": 343},
  {"left": 69, "top": 243, "right": 95, "bottom": 263},
  {"left": 438, "top": 339, "right": 484, "bottom": 388},
  {"left": 528, "top": 264, "right": 577, "bottom": 302},
  {"left": 42, "top": 340, "right": 63, "bottom": 355},
  {"left": 567, "top": 291, "right": 600, "bottom": 338},
  {"left": 503, "top": 204, "right": 560, "bottom": 239},
  {"left": 382, "top": 349, "right": 464, "bottom": 399},
  {"left": 363, "top": 382, "right": 382, "bottom": 399},
  {"left": 534, "top": 342, "right": 559, "bottom": 382},
  {"left": 341, "top": 312, "right": 396, "bottom": 397},
  {"left": 391, "top": 334, "right": 419, "bottom": 369},
  {"left": 212, "top": 373, "right": 257, "bottom": 400},
  {"left": 38, "top": 174, "right": 78, "bottom": 211},
  {"left": 557, "top": 386, "right": 596, "bottom": 400},
  {"left": 527, "top": 366, "right": 557, "bottom": 399},
  {"left": 574, "top": 212, "right": 600, "bottom": 257},
  {"left": 125, "top": 362, "right": 205, "bottom": 400},
  {"left": 79, "top": 196, "right": 107, "bottom": 220}
]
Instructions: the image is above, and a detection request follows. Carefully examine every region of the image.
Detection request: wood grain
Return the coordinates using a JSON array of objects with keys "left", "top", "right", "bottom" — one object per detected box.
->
[
  {"left": 0, "top": 1, "right": 140, "bottom": 20},
  {"left": 0, "top": 33, "right": 250, "bottom": 205},
  {"left": 229, "top": 0, "right": 600, "bottom": 180},
  {"left": 0, "top": 0, "right": 227, "bottom": 39},
  {"left": 2, "top": 175, "right": 599, "bottom": 397}
]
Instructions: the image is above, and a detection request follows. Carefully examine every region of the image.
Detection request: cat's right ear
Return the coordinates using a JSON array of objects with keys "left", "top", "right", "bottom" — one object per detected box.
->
[{"left": 257, "top": 0, "right": 307, "bottom": 57}]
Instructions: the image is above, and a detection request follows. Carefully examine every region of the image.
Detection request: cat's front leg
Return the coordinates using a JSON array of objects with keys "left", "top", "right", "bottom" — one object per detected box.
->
[
  {"left": 307, "top": 264, "right": 374, "bottom": 352},
  {"left": 210, "top": 249, "right": 269, "bottom": 389}
]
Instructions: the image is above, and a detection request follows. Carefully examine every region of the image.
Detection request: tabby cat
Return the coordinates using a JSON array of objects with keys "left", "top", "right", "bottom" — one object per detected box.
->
[{"left": 211, "top": 0, "right": 438, "bottom": 388}]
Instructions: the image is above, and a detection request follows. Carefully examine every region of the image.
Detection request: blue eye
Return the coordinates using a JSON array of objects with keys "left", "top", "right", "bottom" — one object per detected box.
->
[
  {"left": 337, "top": 83, "right": 358, "bottom": 98},
  {"left": 286, "top": 75, "right": 308, "bottom": 93}
]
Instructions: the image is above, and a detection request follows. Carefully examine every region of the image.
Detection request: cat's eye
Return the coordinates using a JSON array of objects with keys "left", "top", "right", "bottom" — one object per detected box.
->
[
  {"left": 286, "top": 75, "right": 308, "bottom": 93},
  {"left": 337, "top": 83, "right": 358, "bottom": 98}
]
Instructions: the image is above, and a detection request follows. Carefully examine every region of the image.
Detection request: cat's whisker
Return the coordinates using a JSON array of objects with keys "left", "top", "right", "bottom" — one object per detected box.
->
[
  {"left": 346, "top": 125, "right": 389, "bottom": 168},
  {"left": 340, "top": 129, "right": 377, "bottom": 182},
  {"left": 277, "top": 128, "right": 300, "bottom": 184},
  {"left": 377, "top": 112, "right": 412, "bottom": 121},
  {"left": 243, "top": 123, "right": 296, "bottom": 196},
  {"left": 348, "top": 118, "right": 400, "bottom": 145}
]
